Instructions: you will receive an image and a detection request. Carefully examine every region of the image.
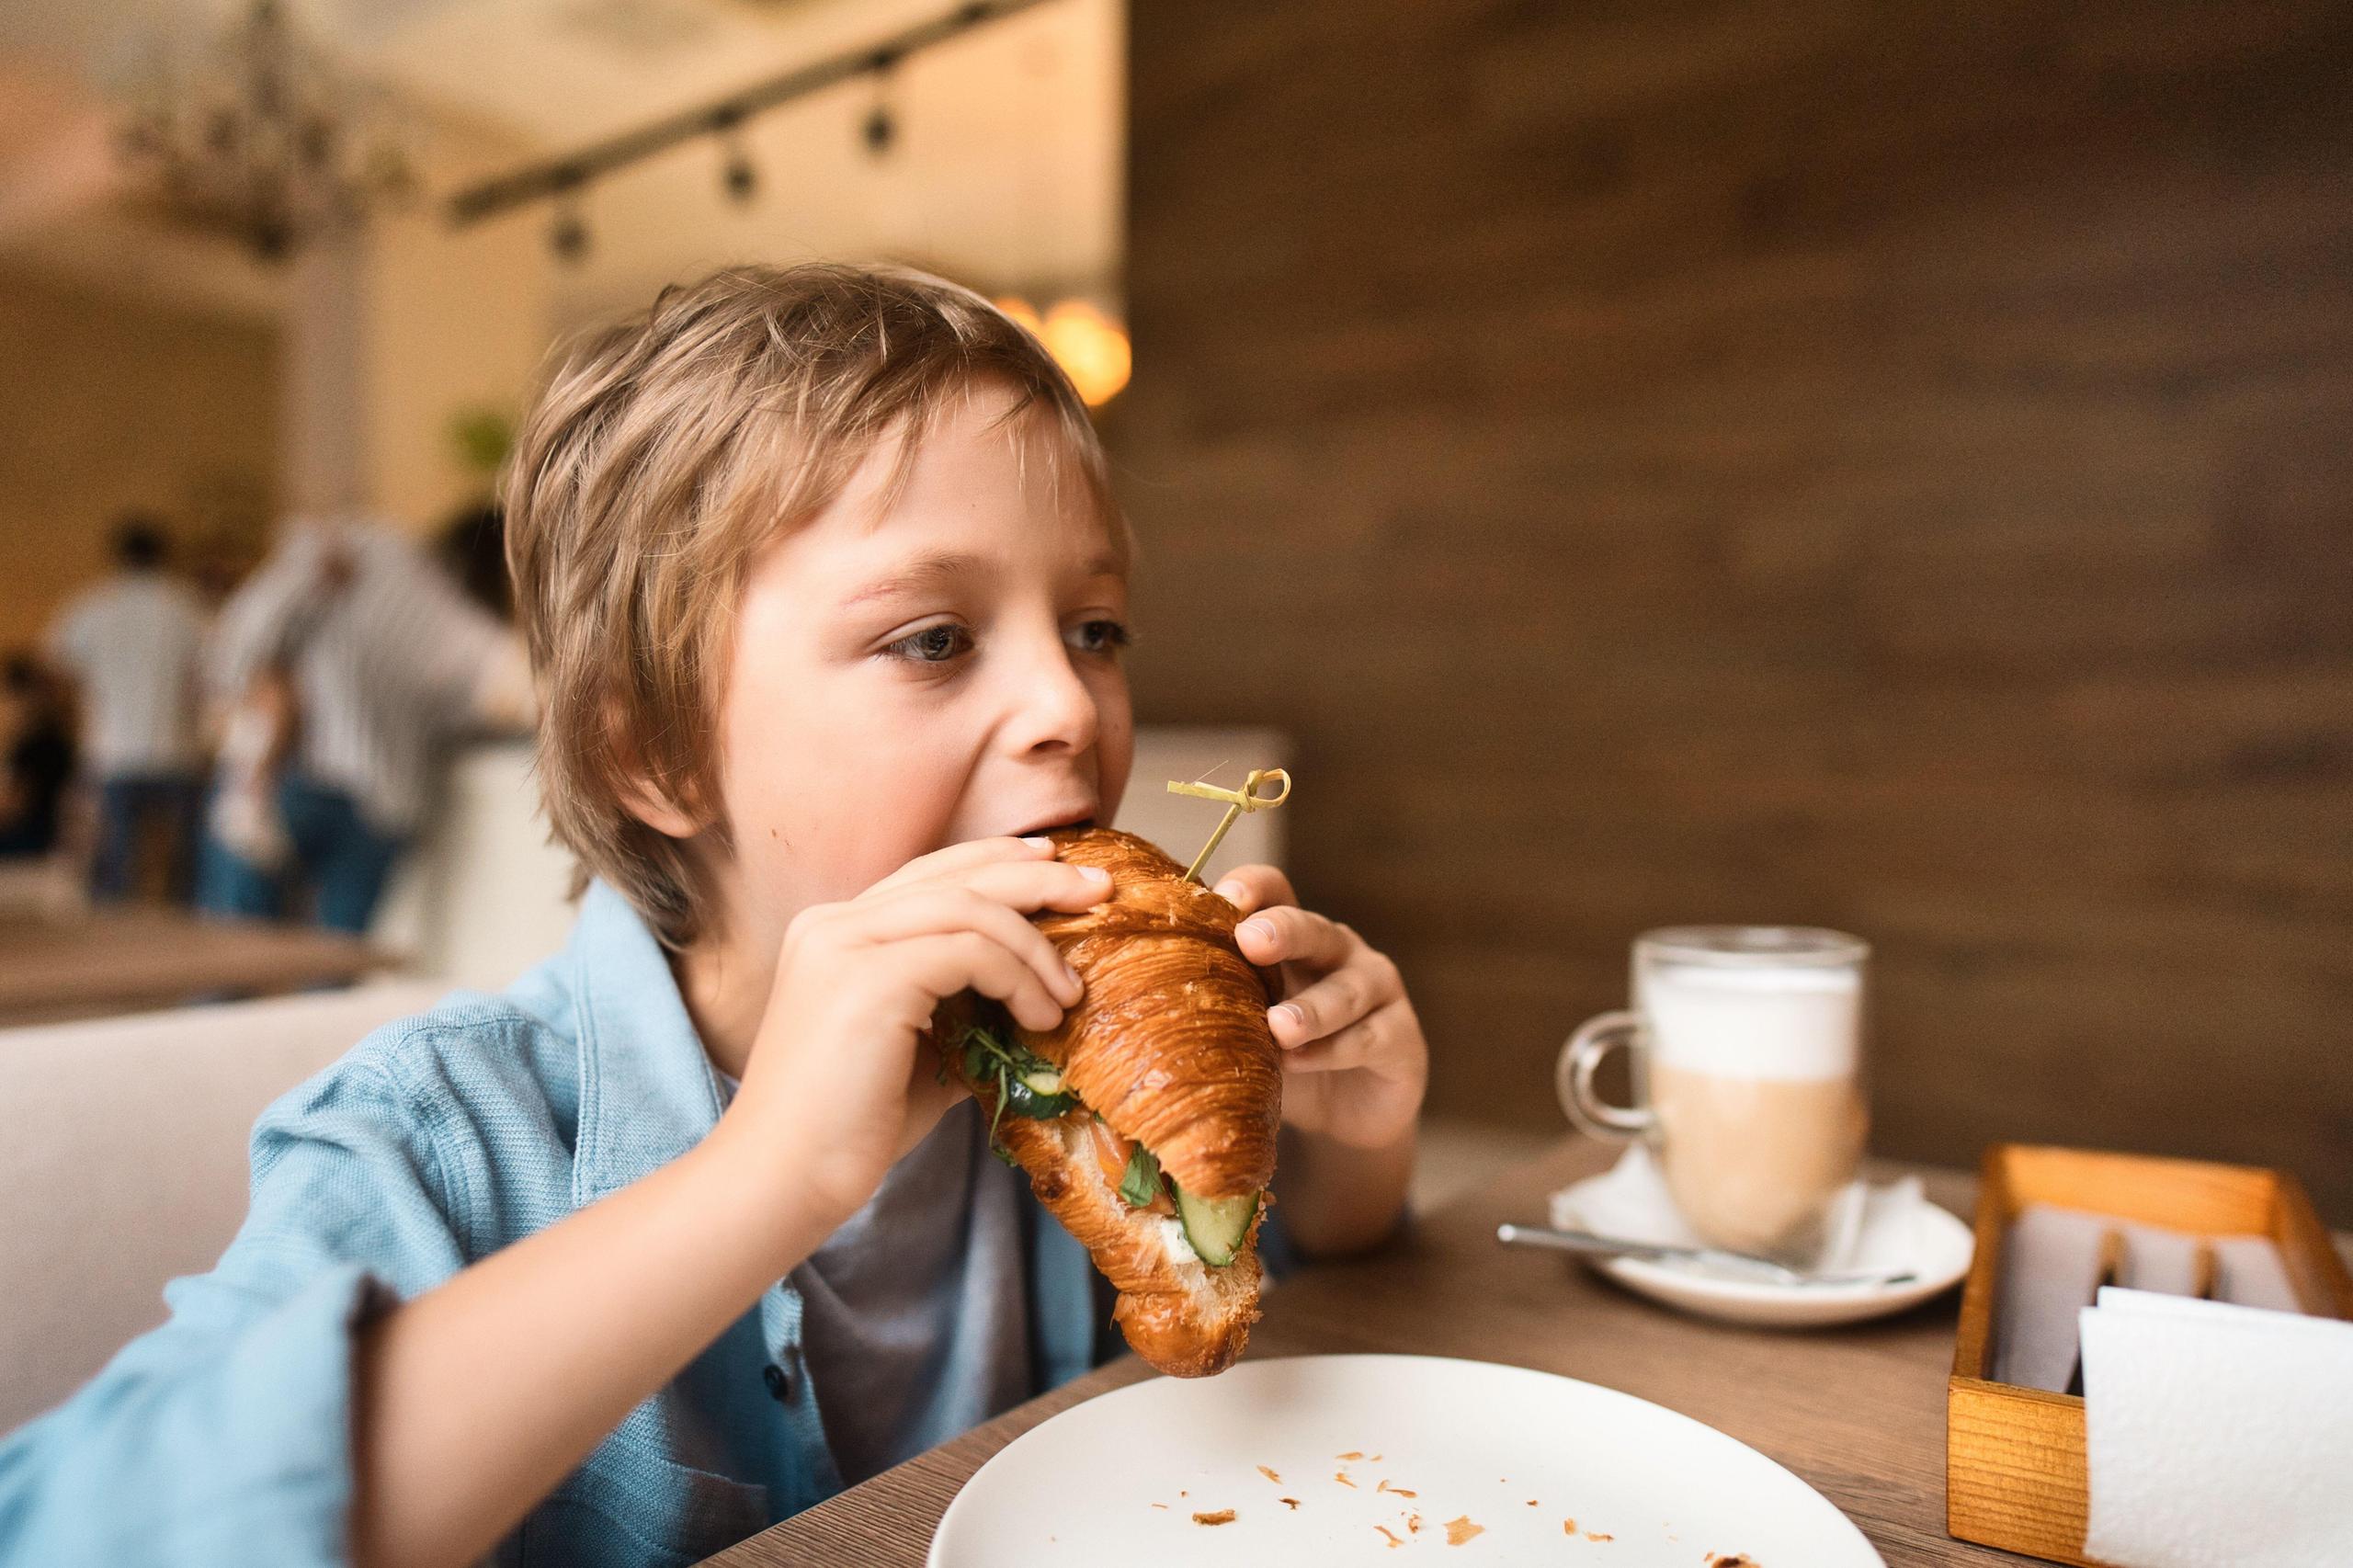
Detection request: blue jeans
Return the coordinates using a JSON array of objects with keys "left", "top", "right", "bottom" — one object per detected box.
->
[
  {"left": 91, "top": 773, "right": 206, "bottom": 904},
  {"left": 197, "top": 775, "right": 408, "bottom": 935}
]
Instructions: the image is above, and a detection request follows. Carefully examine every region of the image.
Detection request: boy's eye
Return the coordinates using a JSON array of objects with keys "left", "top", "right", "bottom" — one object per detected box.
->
[
  {"left": 886, "top": 622, "right": 973, "bottom": 665},
  {"left": 1068, "top": 619, "right": 1134, "bottom": 655},
  {"left": 881, "top": 619, "right": 1131, "bottom": 667}
]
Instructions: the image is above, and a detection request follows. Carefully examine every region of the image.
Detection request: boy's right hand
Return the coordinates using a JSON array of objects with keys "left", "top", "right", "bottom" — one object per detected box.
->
[{"left": 720, "top": 835, "right": 1112, "bottom": 1232}]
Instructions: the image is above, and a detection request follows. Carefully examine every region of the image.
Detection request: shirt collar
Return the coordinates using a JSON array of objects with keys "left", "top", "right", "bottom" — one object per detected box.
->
[{"left": 565, "top": 879, "right": 730, "bottom": 1208}]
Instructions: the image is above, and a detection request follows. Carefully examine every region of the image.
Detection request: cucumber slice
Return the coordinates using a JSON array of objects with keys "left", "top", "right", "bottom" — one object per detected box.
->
[
  {"left": 1171, "top": 1182, "right": 1261, "bottom": 1268},
  {"left": 961, "top": 1018, "right": 1078, "bottom": 1119},
  {"left": 999, "top": 1075, "right": 1078, "bottom": 1119}
]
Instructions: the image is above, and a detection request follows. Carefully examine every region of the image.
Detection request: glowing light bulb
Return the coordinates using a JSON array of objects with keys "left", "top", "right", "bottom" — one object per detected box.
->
[{"left": 995, "top": 296, "right": 1131, "bottom": 407}]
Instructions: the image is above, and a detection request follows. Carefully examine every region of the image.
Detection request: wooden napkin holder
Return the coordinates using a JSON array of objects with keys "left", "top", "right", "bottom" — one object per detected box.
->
[{"left": 1945, "top": 1143, "right": 2353, "bottom": 1565}]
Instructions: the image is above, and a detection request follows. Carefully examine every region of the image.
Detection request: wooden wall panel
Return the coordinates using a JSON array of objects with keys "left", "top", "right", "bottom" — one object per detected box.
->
[{"left": 1114, "top": 0, "right": 2353, "bottom": 1218}]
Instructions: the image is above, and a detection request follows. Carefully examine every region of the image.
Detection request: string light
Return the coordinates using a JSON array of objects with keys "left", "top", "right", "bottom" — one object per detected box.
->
[
  {"left": 712, "top": 108, "right": 757, "bottom": 204},
  {"left": 549, "top": 177, "right": 589, "bottom": 264},
  {"left": 722, "top": 143, "right": 757, "bottom": 202},
  {"left": 861, "top": 51, "right": 900, "bottom": 158}
]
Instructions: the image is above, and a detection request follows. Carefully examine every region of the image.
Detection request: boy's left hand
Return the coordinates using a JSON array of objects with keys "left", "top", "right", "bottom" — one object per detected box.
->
[{"left": 1212, "top": 865, "right": 1428, "bottom": 1152}]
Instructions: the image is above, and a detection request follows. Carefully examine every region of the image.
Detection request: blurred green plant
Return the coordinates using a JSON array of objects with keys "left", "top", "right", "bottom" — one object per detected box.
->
[{"left": 449, "top": 405, "right": 516, "bottom": 481}]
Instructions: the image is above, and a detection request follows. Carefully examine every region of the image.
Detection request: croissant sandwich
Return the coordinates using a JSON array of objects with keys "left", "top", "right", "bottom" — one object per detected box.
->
[{"left": 929, "top": 825, "right": 1283, "bottom": 1378}]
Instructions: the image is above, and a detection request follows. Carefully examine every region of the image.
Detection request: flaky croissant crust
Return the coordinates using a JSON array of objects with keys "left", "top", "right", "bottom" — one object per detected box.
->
[
  {"left": 1024, "top": 826, "right": 1283, "bottom": 1200},
  {"left": 997, "top": 1112, "right": 1268, "bottom": 1378}
]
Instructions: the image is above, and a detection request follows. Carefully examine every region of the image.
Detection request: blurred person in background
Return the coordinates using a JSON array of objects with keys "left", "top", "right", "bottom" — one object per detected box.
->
[
  {"left": 41, "top": 514, "right": 208, "bottom": 903},
  {"left": 438, "top": 501, "right": 514, "bottom": 624},
  {"left": 0, "top": 653, "right": 76, "bottom": 861},
  {"left": 197, "top": 515, "right": 532, "bottom": 934}
]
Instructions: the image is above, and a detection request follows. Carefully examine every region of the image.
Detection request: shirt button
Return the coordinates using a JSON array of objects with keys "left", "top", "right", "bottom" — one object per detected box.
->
[{"left": 763, "top": 1363, "right": 792, "bottom": 1402}]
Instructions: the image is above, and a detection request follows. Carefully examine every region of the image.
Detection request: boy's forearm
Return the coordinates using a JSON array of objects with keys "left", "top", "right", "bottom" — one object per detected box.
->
[
  {"left": 351, "top": 1119, "right": 834, "bottom": 1568},
  {"left": 1274, "top": 1120, "right": 1416, "bottom": 1262}
]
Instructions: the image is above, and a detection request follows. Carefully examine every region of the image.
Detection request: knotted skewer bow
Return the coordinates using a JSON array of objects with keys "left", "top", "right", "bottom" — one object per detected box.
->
[{"left": 1165, "top": 767, "right": 1292, "bottom": 885}]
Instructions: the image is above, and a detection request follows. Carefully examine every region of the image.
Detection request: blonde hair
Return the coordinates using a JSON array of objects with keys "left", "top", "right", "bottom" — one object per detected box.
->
[{"left": 504, "top": 261, "right": 1121, "bottom": 947}]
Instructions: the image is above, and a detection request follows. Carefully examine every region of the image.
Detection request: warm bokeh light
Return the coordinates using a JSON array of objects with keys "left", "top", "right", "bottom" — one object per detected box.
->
[
  {"left": 995, "top": 295, "right": 1131, "bottom": 407},
  {"left": 995, "top": 296, "right": 1045, "bottom": 336}
]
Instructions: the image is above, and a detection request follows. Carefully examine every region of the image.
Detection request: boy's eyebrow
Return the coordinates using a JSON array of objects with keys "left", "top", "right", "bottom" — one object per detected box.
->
[
  {"left": 843, "top": 548, "right": 1127, "bottom": 608},
  {"left": 843, "top": 550, "right": 991, "bottom": 608}
]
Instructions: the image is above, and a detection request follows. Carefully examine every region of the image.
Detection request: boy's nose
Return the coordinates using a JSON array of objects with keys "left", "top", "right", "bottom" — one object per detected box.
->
[{"left": 1003, "top": 642, "right": 1099, "bottom": 757}]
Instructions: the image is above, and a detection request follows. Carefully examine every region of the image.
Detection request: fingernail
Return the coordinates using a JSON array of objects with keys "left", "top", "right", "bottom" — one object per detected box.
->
[
  {"left": 1214, "top": 880, "right": 1245, "bottom": 902},
  {"left": 1063, "top": 960, "right": 1084, "bottom": 993},
  {"left": 1271, "top": 1002, "right": 1303, "bottom": 1033},
  {"left": 1241, "top": 915, "right": 1274, "bottom": 941},
  {"left": 1079, "top": 866, "right": 1112, "bottom": 884},
  {"left": 1022, "top": 835, "right": 1054, "bottom": 850}
]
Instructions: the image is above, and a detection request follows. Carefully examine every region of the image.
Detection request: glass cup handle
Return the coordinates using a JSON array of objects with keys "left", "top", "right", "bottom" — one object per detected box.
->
[{"left": 1556, "top": 1010, "right": 1654, "bottom": 1141}]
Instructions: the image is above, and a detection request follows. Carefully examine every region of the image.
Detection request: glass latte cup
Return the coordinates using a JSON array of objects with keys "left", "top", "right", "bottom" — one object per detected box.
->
[{"left": 1557, "top": 926, "right": 1870, "bottom": 1267}]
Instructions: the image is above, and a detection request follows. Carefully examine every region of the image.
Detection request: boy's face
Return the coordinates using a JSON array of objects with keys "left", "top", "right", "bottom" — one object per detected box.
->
[{"left": 702, "top": 380, "right": 1134, "bottom": 934}]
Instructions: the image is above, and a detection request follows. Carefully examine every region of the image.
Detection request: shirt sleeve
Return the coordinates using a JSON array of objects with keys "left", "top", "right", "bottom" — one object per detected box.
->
[
  {"left": 207, "top": 530, "right": 328, "bottom": 700},
  {"left": 0, "top": 1055, "right": 467, "bottom": 1568}
]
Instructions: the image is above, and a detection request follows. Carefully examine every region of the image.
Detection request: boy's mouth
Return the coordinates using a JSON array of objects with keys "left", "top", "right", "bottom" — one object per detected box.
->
[{"left": 1011, "top": 810, "right": 1097, "bottom": 837}]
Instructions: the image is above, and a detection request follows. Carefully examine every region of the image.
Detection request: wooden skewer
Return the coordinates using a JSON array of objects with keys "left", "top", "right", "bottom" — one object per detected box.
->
[{"left": 1165, "top": 767, "right": 1292, "bottom": 884}]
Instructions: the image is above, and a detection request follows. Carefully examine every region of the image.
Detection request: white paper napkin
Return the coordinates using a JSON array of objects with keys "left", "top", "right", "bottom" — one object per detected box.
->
[
  {"left": 2080, "top": 1286, "right": 2353, "bottom": 1568},
  {"left": 1993, "top": 1206, "right": 2304, "bottom": 1392},
  {"left": 1549, "top": 1143, "right": 1923, "bottom": 1278}
]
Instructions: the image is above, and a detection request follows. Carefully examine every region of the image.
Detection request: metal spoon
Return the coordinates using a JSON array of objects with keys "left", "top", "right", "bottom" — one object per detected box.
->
[{"left": 1495, "top": 1221, "right": 1917, "bottom": 1289}]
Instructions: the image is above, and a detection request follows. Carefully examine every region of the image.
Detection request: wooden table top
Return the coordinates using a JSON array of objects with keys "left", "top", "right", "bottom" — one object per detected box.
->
[
  {"left": 0, "top": 908, "right": 389, "bottom": 1026},
  {"left": 706, "top": 1134, "right": 2004, "bottom": 1566}
]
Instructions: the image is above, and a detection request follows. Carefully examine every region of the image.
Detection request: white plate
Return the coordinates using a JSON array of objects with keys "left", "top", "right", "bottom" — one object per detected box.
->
[
  {"left": 1550, "top": 1170, "right": 1974, "bottom": 1329},
  {"left": 929, "top": 1352, "right": 1883, "bottom": 1565}
]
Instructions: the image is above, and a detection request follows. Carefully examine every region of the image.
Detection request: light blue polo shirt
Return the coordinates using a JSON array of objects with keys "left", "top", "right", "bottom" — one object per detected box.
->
[{"left": 0, "top": 879, "right": 1305, "bottom": 1566}]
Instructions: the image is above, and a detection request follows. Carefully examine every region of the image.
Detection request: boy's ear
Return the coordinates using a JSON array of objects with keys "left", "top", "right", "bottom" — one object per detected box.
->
[
  {"left": 619, "top": 774, "right": 704, "bottom": 840},
  {"left": 606, "top": 699, "right": 710, "bottom": 840}
]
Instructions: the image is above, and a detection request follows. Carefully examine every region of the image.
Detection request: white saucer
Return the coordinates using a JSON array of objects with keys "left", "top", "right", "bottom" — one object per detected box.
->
[
  {"left": 1548, "top": 1162, "right": 1974, "bottom": 1329},
  {"left": 929, "top": 1353, "right": 1884, "bottom": 1565}
]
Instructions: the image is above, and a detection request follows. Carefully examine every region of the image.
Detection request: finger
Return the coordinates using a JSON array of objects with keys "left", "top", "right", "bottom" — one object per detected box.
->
[
  {"left": 1267, "top": 949, "right": 1399, "bottom": 1046},
  {"left": 868, "top": 835, "right": 1056, "bottom": 896},
  {"left": 904, "top": 929, "right": 1068, "bottom": 1034},
  {"left": 848, "top": 884, "right": 1086, "bottom": 1007},
  {"left": 1279, "top": 997, "right": 1406, "bottom": 1074},
  {"left": 947, "top": 857, "right": 1119, "bottom": 919},
  {"left": 1209, "top": 863, "right": 1298, "bottom": 918},
  {"left": 1233, "top": 903, "right": 1355, "bottom": 974}
]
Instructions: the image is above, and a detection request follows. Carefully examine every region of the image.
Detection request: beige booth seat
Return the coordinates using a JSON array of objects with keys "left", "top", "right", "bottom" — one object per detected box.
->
[{"left": 0, "top": 980, "right": 447, "bottom": 1434}]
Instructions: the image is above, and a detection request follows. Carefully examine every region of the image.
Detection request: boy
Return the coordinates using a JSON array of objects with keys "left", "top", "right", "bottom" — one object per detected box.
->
[{"left": 0, "top": 264, "right": 1429, "bottom": 1567}]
